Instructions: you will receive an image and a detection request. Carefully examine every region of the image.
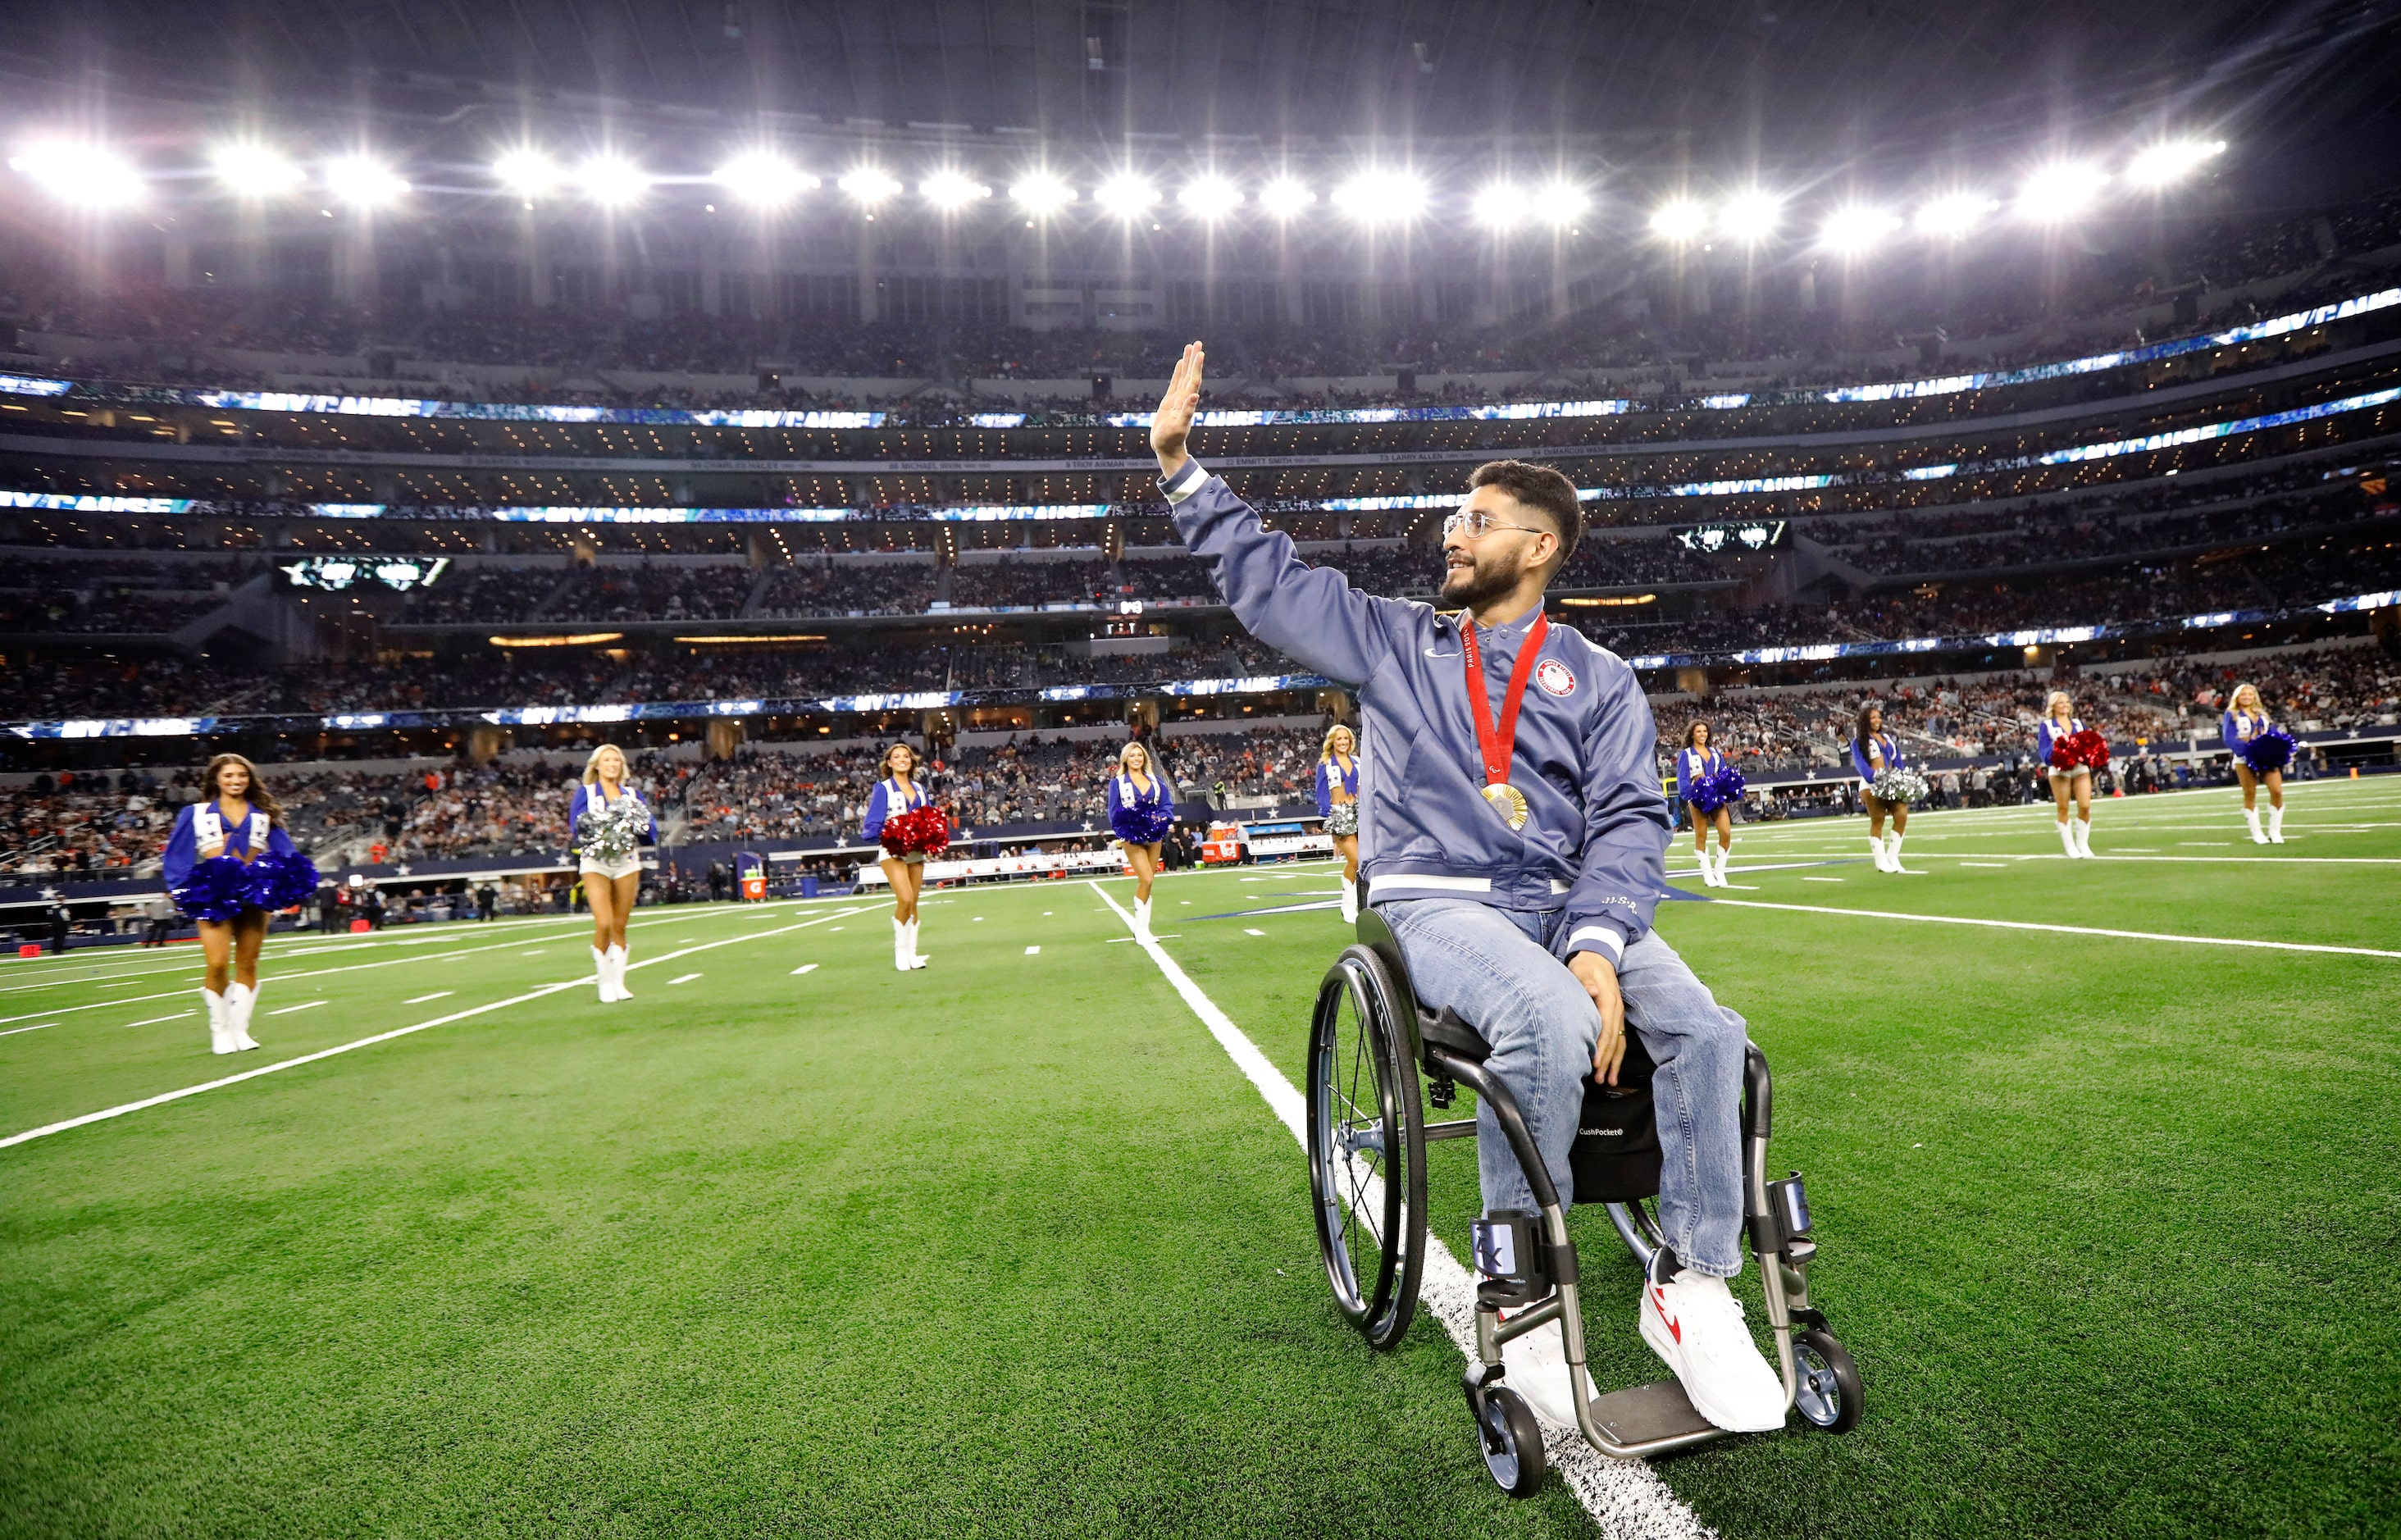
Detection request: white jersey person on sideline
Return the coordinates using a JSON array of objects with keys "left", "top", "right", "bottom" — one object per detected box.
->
[{"left": 1150, "top": 341, "right": 1788, "bottom": 1435}]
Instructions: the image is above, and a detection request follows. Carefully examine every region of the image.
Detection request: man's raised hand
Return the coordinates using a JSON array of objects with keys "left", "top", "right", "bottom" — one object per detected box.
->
[{"left": 1151, "top": 340, "right": 1205, "bottom": 480}]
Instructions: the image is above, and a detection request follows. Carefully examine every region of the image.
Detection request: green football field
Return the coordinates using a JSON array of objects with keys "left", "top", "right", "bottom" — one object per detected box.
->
[{"left": 3, "top": 777, "right": 2397, "bottom": 1539}]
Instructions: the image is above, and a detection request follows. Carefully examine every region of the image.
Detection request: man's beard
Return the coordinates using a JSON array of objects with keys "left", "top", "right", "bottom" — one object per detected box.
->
[{"left": 1441, "top": 548, "right": 1524, "bottom": 609}]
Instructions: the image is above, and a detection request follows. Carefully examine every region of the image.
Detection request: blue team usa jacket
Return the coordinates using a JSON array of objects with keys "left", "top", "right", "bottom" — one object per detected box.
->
[
  {"left": 1673, "top": 746, "right": 1727, "bottom": 803},
  {"left": 859, "top": 775, "right": 929, "bottom": 842},
  {"left": 1314, "top": 754, "right": 1360, "bottom": 816},
  {"left": 1164, "top": 460, "right": 1669, "bottom": 964},
  {"left": 1105, "top": 771, "right": 1175, "bottom": 841},
  {"left": 1850, "top": 732, "right": 1905, "bottom": 782},
  {"left": 162, "top": 800, "right": 299, "bottom": 890},
  {"left": 2035, "top": 717, "right": 2087, "bottom": 764},
  {"left": 568, "top": 783, "right": 659, "bottom": 851}
]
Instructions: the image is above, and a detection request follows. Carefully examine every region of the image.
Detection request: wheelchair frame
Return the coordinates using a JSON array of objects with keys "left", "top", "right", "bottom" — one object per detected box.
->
[{"left": 1307, "top": 909, "right": 1859, "bottom": 1492}]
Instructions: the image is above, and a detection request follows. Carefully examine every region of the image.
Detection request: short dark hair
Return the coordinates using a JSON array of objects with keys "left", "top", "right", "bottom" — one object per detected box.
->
[{"left": 1468, "top": 460, "right": 1583, "bottom": 571}]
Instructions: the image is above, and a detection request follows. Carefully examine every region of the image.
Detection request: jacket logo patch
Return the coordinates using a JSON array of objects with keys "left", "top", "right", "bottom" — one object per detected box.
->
[{"left": 1535, "top": 659, "right": 1577, "bottom": 696}]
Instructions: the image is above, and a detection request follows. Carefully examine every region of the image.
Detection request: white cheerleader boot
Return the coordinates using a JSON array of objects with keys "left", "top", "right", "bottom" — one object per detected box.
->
[
  {"left": 892, "top": 917, "right": 913, "bottom": 973},
  {"left": 2267, "top": 805, "right": 2285, "bottom": 844},
  {"left": 2244, "top": 809, "right": 2267, "bottom": 845},
  {"left": 2074, "top": 818, "right": 2094, "bottom": 859},
  {"left": 1338, "top": 881, "right": 1359, "bottom": 924},
  {"left": 592, "top": 945, "right": 613, "bottom": 1000},
  {"left": 1884, "top": 832, "right": 1906, "bottom": 872},
  {"left": 1868, "top": 836, "right": 1891, "bottom": 873},
  {"left": 608, "top": 945, "right": 633, "bottom": 998},
  {"left": 1133, "top": 899, "right": 1151, "bottom": 938},
  {"left": 906, "top": 919, "right": 928, "bottom": 968},
  {"left": 2057, "top": 819, "right": 2079, "bottom": 858},
  {"left": 226, "top": 982, "right": 262, "bottom": 1050},
  {"left": 1715, "top": 842, "right": 1734, "bottom": 885},
  {"left": 202, "top": 988, "right": 237, "bottom": 1055}
]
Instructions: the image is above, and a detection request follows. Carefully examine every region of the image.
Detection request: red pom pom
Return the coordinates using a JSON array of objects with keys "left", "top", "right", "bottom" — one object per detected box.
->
[
  {"left": 2067, "top": 727, "right": 2110, "bottom": 769},
  {"left": 2048, "top": 740, "right": 2080, "bottom": 768},
  {"left": 879, "top": 805, "right": 951, "bottom": 858}
]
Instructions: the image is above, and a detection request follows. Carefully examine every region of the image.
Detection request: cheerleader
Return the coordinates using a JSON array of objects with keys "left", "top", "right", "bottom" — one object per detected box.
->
[
  {"left": 2036, "top": 691, "right": 2096, "bottom": 859},
  {"left": 1105, "top": 741, "right": 1177, "bottom": 937},
  {"left": 861, "top": 742, "right": 933, "bottom": 971},
  {"left": 570, "top": 744, "right": 658, "bottom": 1002},
  {"left": 2221, "top": 682, "right": 2285, "bottom": 845},
  {"left": 1314, "top": 724, "right": 1363, "bottom": 922},
  {"left": 161, "top": 753, "right": 303, "bottom": 1055},
  {"left": 1674, "top": 722, "right": 1735, "bottom": 887},
  {"left": 1851, "top": 704, "right": 1910, "bottom": 873}
]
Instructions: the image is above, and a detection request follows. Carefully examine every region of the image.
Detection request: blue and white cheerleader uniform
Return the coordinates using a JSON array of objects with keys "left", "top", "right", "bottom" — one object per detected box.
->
[
  {"left": 861, "top": 774, "right": 932, "bottom": 861},
  {"left": 2220, "top": 708, "right": 2274, "bottom": 763},
  {"left": 568, "top": 781, "right": 658, "bottom": 881},
  {"left": 1851, "top": 732, "right": 1904, "bottom": 790},
  {"left": 1314, "top": 754, "right": 1361, "bottom": 837},
  {"left": 162, "top": 800, "right": 300, "bottom": 903},
  {"left": 1106, "top": 770, "right": 1176, "bottom": 846},
  {"left": 1675, "top": 746, "right": 1729, "bottom": 818},
  {"left": 2037, "top": 717, "right": 2089, "bottom": 779}
]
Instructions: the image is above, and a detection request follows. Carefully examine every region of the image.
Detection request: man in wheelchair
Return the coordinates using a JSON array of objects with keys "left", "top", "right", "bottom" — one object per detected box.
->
[{"left": 1151, "top": 343, "right": 1787, "bottom": 1434}]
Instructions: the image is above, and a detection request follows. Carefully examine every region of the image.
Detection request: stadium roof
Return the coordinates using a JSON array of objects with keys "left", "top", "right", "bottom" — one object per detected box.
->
[{"left": 4, "top": 0, "right": 2398, "bottom": 176}]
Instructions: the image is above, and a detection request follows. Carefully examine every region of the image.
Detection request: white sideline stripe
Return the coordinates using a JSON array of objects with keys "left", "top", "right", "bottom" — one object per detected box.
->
[
  {"left": 1086, "top": 882, "right": 1713, "bottom": 1540},
  {"left": 269, "top": 1000, "right": 328, "bottom": 1015},
  {"left": 1709, "top": 900, "right": 2401, "bottom": 959},
  {"left": 0, "top": 907, "right": 869, "bottom": 1151}
]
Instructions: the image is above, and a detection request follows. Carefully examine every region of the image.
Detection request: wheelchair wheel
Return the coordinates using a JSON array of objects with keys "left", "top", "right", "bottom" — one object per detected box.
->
[
  {"left": 1793, "top": 1328, "right": 1863, "bottom": 1433},
  {"left": 1306, "top": 943, "right": 1428, "bottom": 1350},
  {"left": 1477, "top": 1386, "right": 1547, "bottom": 1498}
]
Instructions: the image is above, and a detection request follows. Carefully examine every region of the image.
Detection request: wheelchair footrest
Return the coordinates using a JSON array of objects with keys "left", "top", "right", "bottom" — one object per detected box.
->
[{"left": 1584, "top": 1379, "right": 1721, "bottom": 1448}]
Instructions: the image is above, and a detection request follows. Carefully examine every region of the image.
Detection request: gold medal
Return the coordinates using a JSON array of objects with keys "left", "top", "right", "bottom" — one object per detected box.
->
[{"left": 1482, "top": 781, "right": 1531, "bottom": 830}]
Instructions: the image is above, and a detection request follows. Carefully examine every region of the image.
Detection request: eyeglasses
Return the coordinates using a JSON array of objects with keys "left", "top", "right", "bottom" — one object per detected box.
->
[{"left": 1442, "top": 507, "right": 1549, "bottom": 540}]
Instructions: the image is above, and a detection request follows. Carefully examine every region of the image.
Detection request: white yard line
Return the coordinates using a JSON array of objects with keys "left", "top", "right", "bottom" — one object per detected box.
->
[
  {"left": 1708, "top": 900, "right": 2401, "bottom": 959},
  {"left": 669, "top": 973, "right": 703, "bottom": 985},
  {"left": 404, "top": 992, "right": 453, "bottom": 1005},
  {"left": 268, "top": 1000, "right": 329, "bottom": 1015},
  {"left": 0, "top": 1022, "right": 61, "bottom": 1038},
  {"left": 0, "top": 908, "right": 868, "bottom": 1150},
  {"left": 1086, "top": 881, "right": 1715, "bottom": 1540}
]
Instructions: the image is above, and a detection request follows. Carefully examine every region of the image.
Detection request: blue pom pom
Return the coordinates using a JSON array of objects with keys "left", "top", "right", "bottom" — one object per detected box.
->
[
  {"left": 1110, "top": 808, "right": 1175, "bottom": 845},
  {"left": 247, "top": 850, "right": 321, "bottom": 912},
  {"left": 2242, "top": 726, "right": 2297, "bottom": 774},
  {"left": 1689, "top": 766, "right": 1747, "bottom": 815},
  {"left": 171, "top": 855, "right": 254, "bottom": 923}
]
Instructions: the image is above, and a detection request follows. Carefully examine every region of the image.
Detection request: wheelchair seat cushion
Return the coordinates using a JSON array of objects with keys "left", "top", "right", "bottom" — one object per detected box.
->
[{"left": 1415, "top": 1006, "right": 1492, "bottom": 1064}]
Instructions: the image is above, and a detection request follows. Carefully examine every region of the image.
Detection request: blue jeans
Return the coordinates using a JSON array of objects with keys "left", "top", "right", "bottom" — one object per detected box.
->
[{"left": 1383, "top": 899, "right": 1751, "bottom": 1278}]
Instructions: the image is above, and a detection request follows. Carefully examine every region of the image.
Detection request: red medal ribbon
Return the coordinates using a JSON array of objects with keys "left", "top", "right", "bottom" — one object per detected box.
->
[{"left": 1459, "top": 613, "right": 1549, "bottom": 787}]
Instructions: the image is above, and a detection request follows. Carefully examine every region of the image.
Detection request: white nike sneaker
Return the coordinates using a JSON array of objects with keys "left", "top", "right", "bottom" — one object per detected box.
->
[
  {"left": 1639, "top": 1267, "right": 1788, "bottom": 1433},
  {"left": 1497, "top": 1305, "right": 1593, "bottom": 1431}
]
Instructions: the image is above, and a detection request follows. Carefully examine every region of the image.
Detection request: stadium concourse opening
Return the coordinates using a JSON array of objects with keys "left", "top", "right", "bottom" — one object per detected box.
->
[{"left": 4, "top": 1, "right": 2401, "bottom": 1533}]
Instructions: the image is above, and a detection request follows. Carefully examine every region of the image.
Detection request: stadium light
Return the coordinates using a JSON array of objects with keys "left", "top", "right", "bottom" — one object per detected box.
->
[
  {"left": 1819, "top": 205, "right": 1902, "bottom": 254},
  {"left": 1009, "top": 174, "right": 1077, "bottom": 214},
  {"left": 2125, "top": 138, "right": 2226, "bottom": 189},
  {"left": 1537, "top": 180, "right": 1592, "bottom": 227},
  {"left": 493, "top": 149, "right": 563, "bottom": 198},
  {"left": 838, "top": 166, "right": 903, "bottom": 207},
  {"left": 2018, "top": 160, "right": 2109, "bottom": 221},
  {"left": 1471, "top": 184, "right": 1527, "bottom": 230},
  {"left": 1648, "top": 198, "right": 1710, "bottom": 241},
  {"left": 7, "top": 141, "right": 144, "bottom": 207},
  {"left": 576, "top": 156, "right": 649, "bottom": 207},
  {"left": 1717, "top": 189, "right": 1783, "bottom": 243},
  {"left": 713, "top": 152, "right": 814, "bottom": 207},
  {"left": 1257, "top": 176, "right": 1315, "bottom": 218},
  {"left": 210, "top": 144, "right": 304, "bottom": 197},
  {"left": 1177, "top": 175, "right": 1243, "bottom": 220},
  {"left": 324, "top": 156, "right": 409, "bottom": 208},
  {"left": 1915, "top": 191, "right": 1998, "bottom": 239},
  {"left": 1330, "top": 170, "right": 1428, "bottom": 225},
  {"left": 1095, "top": 173, "right": 1160, "bottom": 217},
  {"left": 920, "top": 170, "right": 992, "bottom": 209}
]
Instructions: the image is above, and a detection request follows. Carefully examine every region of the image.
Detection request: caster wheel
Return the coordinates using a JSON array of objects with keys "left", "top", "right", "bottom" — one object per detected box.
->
[
  {"left": 1793, "top": 1328, "right": 1863, "bottom": 1433},
  {"left": 1478, "top": 1385, "right": 1548, "bottom": 1498}
]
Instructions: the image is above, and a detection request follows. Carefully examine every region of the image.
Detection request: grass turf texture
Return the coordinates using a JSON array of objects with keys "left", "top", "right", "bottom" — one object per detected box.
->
[{"left": 0, "top": 777, "right": 2394, "bottom": 1538}]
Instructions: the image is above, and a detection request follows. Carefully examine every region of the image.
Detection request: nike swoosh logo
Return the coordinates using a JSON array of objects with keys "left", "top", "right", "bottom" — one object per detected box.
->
[{"left": 1424, "top": 648, "right": 1460, "bottom": 658}]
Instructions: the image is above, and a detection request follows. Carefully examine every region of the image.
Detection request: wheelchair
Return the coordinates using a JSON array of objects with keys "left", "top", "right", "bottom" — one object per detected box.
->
[{"left": 1307, "top": 909, "right": 1862, "bottom": 1497}]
